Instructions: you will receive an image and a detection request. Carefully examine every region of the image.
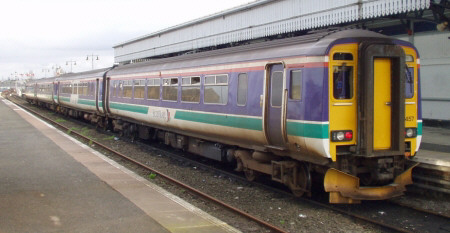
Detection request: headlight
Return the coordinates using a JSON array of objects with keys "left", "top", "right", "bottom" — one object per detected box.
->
[
  {"left": 336, "top": 132, "right": 345, "bottom": 141},
  {"left": 405, "top": 128, "right": 417, "bottom": 138}
]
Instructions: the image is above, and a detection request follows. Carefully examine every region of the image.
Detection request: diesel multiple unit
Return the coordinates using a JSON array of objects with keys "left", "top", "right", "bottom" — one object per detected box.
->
[{"left": 23, "top": 30, "right": 422, "bottom": 203}]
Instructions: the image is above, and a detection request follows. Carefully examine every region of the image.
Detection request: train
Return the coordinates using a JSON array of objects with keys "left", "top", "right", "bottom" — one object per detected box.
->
[{"left": 23, "top": 29, "right": 422, "bottom": 203}]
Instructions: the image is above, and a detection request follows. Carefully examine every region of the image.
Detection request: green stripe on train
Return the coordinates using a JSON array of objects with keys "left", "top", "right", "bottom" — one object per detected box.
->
[
  {"left": 175, "top": 110, "right": 329, "bottom": 139},
  {"left": 286, "top": 121, "right": 329, "bottom": 139},
  {"left": 59, "top": 97, "right": 70, "bottom": 102},
  {"left": 109, "top": 102, "right": 148, "bottom": 114},
  {"left": 76, "top": 99, "right": 102, "bottom": 107},
  {"left": 174, "top": 111, "right": 263, "bottom": 131},
  {"left": 77, "top": 99, "right": 95, "bottom": 106},
  {"left": 417, "top": 121, "right": 423, "bottom": 135}
]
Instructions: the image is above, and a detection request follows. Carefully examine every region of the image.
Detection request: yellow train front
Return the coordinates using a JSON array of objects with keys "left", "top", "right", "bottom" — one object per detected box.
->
[{"left": 322, "top": 32, "right": 422, "bottom": 203}]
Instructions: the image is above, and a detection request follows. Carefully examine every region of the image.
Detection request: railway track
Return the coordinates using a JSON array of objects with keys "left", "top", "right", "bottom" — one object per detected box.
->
[{"left": 6, "top": 94, "right": 450, "bottom": 233}]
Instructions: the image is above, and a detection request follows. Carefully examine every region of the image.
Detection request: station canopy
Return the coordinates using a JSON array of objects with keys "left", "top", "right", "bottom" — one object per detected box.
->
[{"left": 114, "top": 0, "right": 433, "bottom": 64}]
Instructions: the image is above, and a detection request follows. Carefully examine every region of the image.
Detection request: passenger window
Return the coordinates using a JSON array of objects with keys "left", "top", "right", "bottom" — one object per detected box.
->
[
  {"left": 89, "top": 82, "right": 94, "bottom": 96},
  {"left": 333, "top": 65, "right": 353, "bottom": 99},
  {"left": 290, "top": 70, "right": 302, "bottom": 100},
  {"left": 123, "top": 80, "right": 132, "bottom": 98},
  {"left": 109, "top": 82, "right": 113, "bottom": 97},
  {"left": 271, "top": 71, "right": 283, "bottom": 107},
  {"left": 204, "top": 74, "right": 228, "bottom": 104},
  {"left": 114, "top": 82, "right": 117, "bottom": 96},
  {"left": 147, "top": 78, "right": 160, "bottom": 100},
  {"left": 72, "top": 83, "right": 77, "bottom": 94},
  {"left": 79, "top": 82, "right": 88, "bottom": 96},
  {"left": 118, "top": 81, "right": 124, "bottom": 97},
  {"left": 181, "top": 76, "right": 200, "bottom": 103},
  {"left": 133, "top": 79, "right": 145, "bottom": 99},
  {"left": 237, "top": 73, "right": 248, "bottom": 106},
  {"left": 405, "top": 67, "right": 414, "bottom": 99},
  {"left": 162, "top": 78, "right": 178, "bottom": 101}
]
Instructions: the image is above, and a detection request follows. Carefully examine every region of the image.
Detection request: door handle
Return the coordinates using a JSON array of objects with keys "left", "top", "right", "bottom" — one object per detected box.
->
[{"left": 385, "top": 102, "right": 391, "bottom": 106}]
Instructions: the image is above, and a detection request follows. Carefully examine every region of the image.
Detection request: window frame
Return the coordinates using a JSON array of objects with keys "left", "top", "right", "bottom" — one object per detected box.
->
[
  {"left": 133, "top": 79, "right": 146, "bottom": 99},
  {"left": 237, "top": 73, "right": 248, "bottom": 106},
  {"left": 147, "top": 78, "right": 161, "bottom": 100},
  {"left": 289, "top": 70, "right": 302, "bottom": 101},
  {"left": 333, "top": 52, "right": 353, "bottom": 61},
  {"left": 122, "top": 80, "right": 132, "bottom": 98},
  {"left": 79, "top": 82, "right": 88, "bottom": 96},
  {"left": 203, "top": 74, "right": 229, "bottom": 105},
  {"left": 162, "top": 77, "right": 179, "bottom": 102},
  {"left": 181, "top": 76, "right": 201, "bottom": 103},
  {"left": 111, "top": 80, "right": 117, "bottom": 97},
  {"left": 331, "top": 51, "right": 356, "bottom": 101},
  {"left": 405, "top": 62, "right": 415, "bottom": 99},
  {"left": 72, "top": 83, "right": 78, "bottom": 95},
  {"left": 270, "top": 71, "right": 284, "bottom": 107},
  {"left": 332, "top": 64, "right": 354, "bottom": 100}
]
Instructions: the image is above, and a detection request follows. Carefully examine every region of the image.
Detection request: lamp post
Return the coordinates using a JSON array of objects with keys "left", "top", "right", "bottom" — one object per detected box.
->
[
  {"left": 42, "top": 68, "right": 50, "bottom": 78},
  {"left": 66, "top": 60, "right": 76, "bottom": 73},
  {"left": 52, "top": 65, "right": 63, "bottom": 76},
  {"left": 86, "top": 54, "right": 99, "bottom": 70}
]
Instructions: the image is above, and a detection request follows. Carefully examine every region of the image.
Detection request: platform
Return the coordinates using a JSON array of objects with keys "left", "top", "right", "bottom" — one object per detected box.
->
[
  {"left": 0, "top": 96, "right": 239, "bottom": 233},
  {"left": 413, "top": 126, "right": 450, "bottom": 168}
]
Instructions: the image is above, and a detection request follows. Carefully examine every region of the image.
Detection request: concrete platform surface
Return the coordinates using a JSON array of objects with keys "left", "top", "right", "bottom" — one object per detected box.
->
[
  {"left": 0, "top": 97, "right": 239, "bottom": 233},
  {"left": 414, "top": 126, "right": 450, "bottom": 167},
  {"left": 421, "top": 126, "right": 450, "bottom": 147}
]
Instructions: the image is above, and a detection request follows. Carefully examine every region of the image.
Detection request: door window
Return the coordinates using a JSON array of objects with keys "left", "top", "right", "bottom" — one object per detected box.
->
[{"left": 271, "top": 71, "right": 283, "bottom": 107}]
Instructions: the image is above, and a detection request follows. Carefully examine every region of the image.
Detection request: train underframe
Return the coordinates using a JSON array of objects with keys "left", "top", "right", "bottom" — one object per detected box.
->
[{"left": 30, "top": 100, "right": 415, "bottom": 204}]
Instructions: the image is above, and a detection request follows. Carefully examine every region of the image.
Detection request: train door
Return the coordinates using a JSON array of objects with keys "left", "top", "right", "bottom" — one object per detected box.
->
[
  {"left": 96, "top": 78, "right": 103, "bottom": 114},
  {"left": 264, "top": 63, "right": 287, "bottom": 148},
  {"left": 57, "top": 81, "right": 60, "bottom": 103},
  {"left": 53, "top": 81, "right": 58, "bottom": 104},
  {"left": 358, "top": 43, "right": 405, "bottom": 156},
  {"left": 33, "top": 83, "right": 37, "bottom": 98},
  {"left": 373, "top": 58, "right": 392, "bottom": 149}
]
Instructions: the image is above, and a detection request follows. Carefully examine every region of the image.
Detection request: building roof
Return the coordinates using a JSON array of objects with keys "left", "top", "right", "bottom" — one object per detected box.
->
[{"left": 113, "top": 0, "right": 431, "bottom": 64}]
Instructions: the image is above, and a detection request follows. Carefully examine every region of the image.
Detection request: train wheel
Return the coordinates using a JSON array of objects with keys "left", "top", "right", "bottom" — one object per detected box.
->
[{"left": 289, "top": 163, "right": 311, "bottom": 197}]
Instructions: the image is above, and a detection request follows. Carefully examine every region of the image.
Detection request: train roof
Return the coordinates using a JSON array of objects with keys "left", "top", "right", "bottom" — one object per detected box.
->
[
  {"left": 55, "top": 68, "right": 110, "bottom": 82},
  {"left": 29, "top": 77, "right": 56, "bottom": 84},
  {"left": 108, "top": 29, "right": 401, "bottom": 77}
]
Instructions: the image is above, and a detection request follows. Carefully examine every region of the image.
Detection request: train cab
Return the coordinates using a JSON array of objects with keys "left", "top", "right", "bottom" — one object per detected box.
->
[{"left": 325, "top": 37, "right": 421, "bottom": 203}]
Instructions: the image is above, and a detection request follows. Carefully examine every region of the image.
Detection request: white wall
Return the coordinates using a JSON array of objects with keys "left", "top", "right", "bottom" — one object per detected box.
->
[{"left": 396, "top": 31, "right": 450, "bottom": 121}]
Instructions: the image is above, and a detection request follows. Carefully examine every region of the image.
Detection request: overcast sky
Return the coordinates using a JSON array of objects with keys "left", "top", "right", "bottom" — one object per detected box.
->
[{"left": 0, "top": 0, "right": 254, "bottom": 80}]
